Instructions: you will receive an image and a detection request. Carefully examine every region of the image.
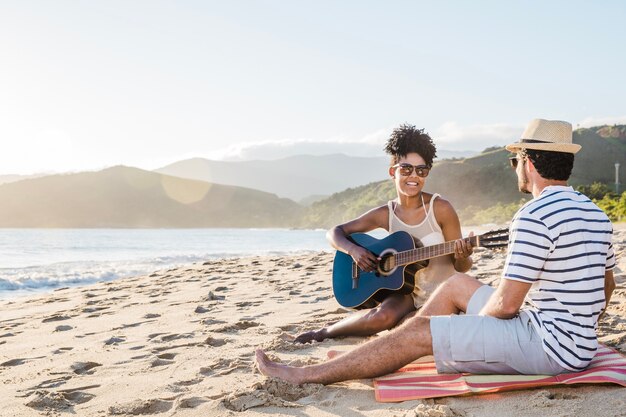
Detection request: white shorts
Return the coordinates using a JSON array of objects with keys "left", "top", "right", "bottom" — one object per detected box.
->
[{"left": 430, "top": 285, "right": 567, "bottom": 375}]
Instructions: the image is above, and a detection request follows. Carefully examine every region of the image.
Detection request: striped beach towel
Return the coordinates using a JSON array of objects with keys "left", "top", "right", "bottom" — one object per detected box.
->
[{"left": 374, "top": 344, "right": 626, "bottom": 402}]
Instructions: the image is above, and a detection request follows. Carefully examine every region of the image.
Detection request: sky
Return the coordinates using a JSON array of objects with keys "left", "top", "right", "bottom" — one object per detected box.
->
[{"left": 1, "top": 0, "right": 625, "bottom": 175}]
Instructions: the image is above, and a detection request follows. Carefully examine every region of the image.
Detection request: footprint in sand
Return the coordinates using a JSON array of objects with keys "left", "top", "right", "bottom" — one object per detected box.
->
[
  {"left": 199, "top": 357, "right": 252, "bottom": 376},
  {"left": 194, "top": 305, "right": 212, "bottom": 313},
  {"left": 261, "top": 334, "right": 311, "bottom": 352},
  {"left": 155, "top": 352, "right": 177, "bottom": 360},
  {"left": 171, "top": 378, "right": 203, "bottom": 387},
  {"left": 207, "top": 290, "right": 226, "bottom": 301},
  {"left": 109, "top": 398, "right": 173, "bottom": 415},
  {"left": 42, "top": 314, "right": 73, "bottom": 323},
  {"left": 214, "top": 320, "right": 261, "bottom": 333},
  {"left": 26, "top": 375, "right": 73, "bottom": 390},
  {"left": 528, "top": 390, "right": 580, "bottom": 408},
  {"left": 83, "top": 292, "right": 99, "bottom": 298},
  {"left": 201, "top": 318, "right": 226, "bottom": 327},
  {"left": 71, "top": 361, "right": 102, "bottom": 375},
  {"left": 174, "top": 396, "right": 210, "bottom": 410},
  {"left": 0, "top": 331, "right": 21, "bottom": 342},
  {"left": 1, "top": 358, "right": 29, "bottom": 367},
  {"left": 220, "top": 378, "right": 321, "bottom": 411},
  {"left": 150, "top": 357, "right": 174, "bottom": 367},
  {"left": 235, "top": 301, "right": 262, "bottom": 309},
  {"left": 52, "top": 347, "right": 74, "bottom": 354},
  {"left": 25, "top": 389, "right": 96, "bottom": 411},
  {"left": 104, "top": 336, "right": 126, "bottom": 346},
  {"left": 111, "top": 320, "right": 157, "bottom": 331},
  {"left": 156, "top": 333, "right": 194, "bottom": 343},
  {"left": 150, "top": 352, "right": 178, "bottom": 368},
  {"left": 54, "top": 325, "right": 73, "bottom": 332},
  {"left": 204, "top": 335, "right": 228, "bottom": 347},
  {"left": 82, "top": 306, "right": 109, "bottom": 314}
]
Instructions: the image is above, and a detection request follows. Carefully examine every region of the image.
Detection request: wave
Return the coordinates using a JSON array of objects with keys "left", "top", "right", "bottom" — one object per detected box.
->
[{"left": 0, "top": 249, "right": 331, "bottom": 293}]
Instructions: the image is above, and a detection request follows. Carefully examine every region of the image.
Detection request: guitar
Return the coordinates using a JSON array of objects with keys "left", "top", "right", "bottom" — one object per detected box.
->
[{"left": 332, "top": 229, "right": 509, "bottom": 309}]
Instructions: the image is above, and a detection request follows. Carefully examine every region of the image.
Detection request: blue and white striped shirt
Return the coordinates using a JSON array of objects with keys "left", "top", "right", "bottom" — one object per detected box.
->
[{"left": 504, "top": 186, "right": 615, "bottom": 371}]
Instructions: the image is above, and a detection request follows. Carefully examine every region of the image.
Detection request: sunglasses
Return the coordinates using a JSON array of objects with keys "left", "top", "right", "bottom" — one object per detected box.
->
[
  {"left": 509, "top": 156, "right": 523, "bottom": 169},
  {"left": 392, "top": 163, "right": 431, "bottom": 178}
]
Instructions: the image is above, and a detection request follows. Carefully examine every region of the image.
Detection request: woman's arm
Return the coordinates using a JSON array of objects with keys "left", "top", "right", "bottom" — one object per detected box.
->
[
  {"left": 433, "top": 198, "right": 473, "bottom": 272},
  {"left": 326, "top": 205, "right": 388, "bottom": 273}
]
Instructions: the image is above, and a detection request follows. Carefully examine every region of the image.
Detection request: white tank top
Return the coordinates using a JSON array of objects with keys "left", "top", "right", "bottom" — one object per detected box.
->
[{"left": 387, "top": 193, "right": 457, "bottom": 308}]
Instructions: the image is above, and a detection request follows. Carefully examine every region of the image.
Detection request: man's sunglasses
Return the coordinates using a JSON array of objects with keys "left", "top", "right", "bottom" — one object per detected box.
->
[
  {"left": 392, "top": 163, "right": 431, "bottom": 178},
  {"left": 509, "top": 156, "right": 523, "bottom": 169}
]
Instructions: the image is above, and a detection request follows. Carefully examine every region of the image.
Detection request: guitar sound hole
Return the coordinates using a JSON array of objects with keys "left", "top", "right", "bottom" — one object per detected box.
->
[{"left": 379, "top": 254, "right": 395, "bottom": 274}]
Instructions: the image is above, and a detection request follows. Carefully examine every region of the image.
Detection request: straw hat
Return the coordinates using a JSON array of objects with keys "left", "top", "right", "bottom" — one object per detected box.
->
[{"left": 506, "top": 119, "right": 581, "bottom": 154}]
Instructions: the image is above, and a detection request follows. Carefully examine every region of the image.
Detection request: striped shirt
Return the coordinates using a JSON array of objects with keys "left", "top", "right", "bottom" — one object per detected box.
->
[{"left": 503, "top": 185, "right": 615, "bottom": 371}]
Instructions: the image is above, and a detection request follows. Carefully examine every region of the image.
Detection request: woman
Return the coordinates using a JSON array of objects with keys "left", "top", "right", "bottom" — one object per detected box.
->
[{"left": 295, "top": 124, "right": 473, "bottom": 344}]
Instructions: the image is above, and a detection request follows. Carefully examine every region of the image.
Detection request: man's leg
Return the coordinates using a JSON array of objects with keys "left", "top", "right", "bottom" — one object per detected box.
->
[
  {"left": 257, "top": 315, "right": 433, "bottom": 385},
  {"left": 256, "top": 273, "right": 483, "bottom": 384},
  {"left": 419, "top": 273, "right": 483, "bottom": 316}
]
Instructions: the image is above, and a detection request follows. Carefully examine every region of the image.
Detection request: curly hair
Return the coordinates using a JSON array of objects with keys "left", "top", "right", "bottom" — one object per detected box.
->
[
  {"left": 523, "top": 149, "right": 574, "bottom": 181},
  {"left": 383, "top": 124, "right": 437, "bottom": 166}
]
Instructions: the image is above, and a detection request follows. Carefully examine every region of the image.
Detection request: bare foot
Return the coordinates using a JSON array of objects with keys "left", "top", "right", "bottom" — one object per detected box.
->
[
  {"left": 255, "top": 349, "right": 305, "bottom": 385},
  {"left": 326, "top": 350, "right": 344, "bottom": 359},
  {"left": 294, "top": 328, "right": 328, "bottom": 344}
]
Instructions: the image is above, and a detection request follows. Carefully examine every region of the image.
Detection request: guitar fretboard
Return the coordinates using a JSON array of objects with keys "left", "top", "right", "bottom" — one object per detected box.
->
[{"left": 394, "top": 236, "right": 479, "bottom": 267}]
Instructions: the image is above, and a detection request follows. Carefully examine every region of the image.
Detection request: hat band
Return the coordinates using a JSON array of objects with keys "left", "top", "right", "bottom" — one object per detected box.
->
[{"left": 520, "top": 139, "right": 550, "bottom": 144}]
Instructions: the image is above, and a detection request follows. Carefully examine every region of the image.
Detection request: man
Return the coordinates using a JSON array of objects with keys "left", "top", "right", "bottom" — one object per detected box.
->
[{"left": 255, "top": 119, "right": 616, "bottom": 385}]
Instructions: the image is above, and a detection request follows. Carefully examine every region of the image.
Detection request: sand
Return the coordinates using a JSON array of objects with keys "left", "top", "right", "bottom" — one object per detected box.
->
[{"left": 2, "top": 228, "right": 626, "bottom": 417}]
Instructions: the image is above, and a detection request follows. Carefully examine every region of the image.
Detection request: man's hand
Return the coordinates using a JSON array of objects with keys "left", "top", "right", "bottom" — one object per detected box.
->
[{"left": 479, "top": 278, "right": 531, "bottom": 319}]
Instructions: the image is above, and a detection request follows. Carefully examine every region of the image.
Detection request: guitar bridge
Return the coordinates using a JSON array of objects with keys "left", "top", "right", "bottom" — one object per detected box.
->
[{"left": 352, "top": 262, "right": 359, "bottom": 289}]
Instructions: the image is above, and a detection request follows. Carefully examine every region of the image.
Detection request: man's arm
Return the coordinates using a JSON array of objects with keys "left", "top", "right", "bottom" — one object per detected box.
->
[
  {"left": 479, "top": 278, "right": 532, "bottom": 319},
  {"left": 600, "top": 269, "right": 616, "bottom": 321}
]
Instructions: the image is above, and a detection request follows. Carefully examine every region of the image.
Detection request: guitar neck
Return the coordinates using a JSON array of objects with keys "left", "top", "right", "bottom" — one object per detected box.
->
[{"left": 395, "top": 235, "right": 479, "bottom": 267}]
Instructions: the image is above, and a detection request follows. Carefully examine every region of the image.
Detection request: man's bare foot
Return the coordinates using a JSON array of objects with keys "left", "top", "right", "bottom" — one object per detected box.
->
[
  {"left": 294, "top": 328, "right": 329, "bottom": 344},
  {"left": 255, "top": 349, "right": 305, "bottom": 385}
]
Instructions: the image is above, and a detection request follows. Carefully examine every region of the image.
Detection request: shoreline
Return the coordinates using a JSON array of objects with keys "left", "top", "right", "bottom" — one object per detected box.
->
[{"left": 1, "top": 231, "right": 624, "bottom": 416}]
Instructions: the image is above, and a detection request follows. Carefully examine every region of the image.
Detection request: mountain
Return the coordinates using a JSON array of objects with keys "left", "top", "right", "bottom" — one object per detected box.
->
[
  {"left": 154, "top": 154, "right": 391, "bottom": 202},
  {"left": 1, "top": 126, "right": 621, "bottom": 229},
  {"left": 299, "top": 126, "right": 626, "bottom": 228},
  {"left": 0, "top": 166, "right": 301, "bottom": 228},
  {"left": 155, "top": 152, "right": 478, "bottom": 203},
  {"left": 0, "top": 174, "right": 46, "bottom": 185}
]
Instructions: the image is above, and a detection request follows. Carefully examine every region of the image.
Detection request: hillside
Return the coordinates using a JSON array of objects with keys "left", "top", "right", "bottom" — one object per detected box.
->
[
  {"left": 0, "top": 125, "right": 622, "bottom": 229},
  {"left": 155, "top": 154, "right": 391, "bottom": 202},
  {"left": 300, "top": 125, "right": 626, "bottom": 228},
  {"left": 0, "top": 166, "right": 301, "bottom": 228},
  {"left": 0, "top": 174, "right": 46, "bottom": 185},
  {"left": 155, "top": 151, "right": 477, "bottom": 203}
]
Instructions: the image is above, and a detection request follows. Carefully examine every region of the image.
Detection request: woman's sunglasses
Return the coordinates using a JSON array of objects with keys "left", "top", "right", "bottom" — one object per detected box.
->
[{"left": 392, "top": 163, "right": 431, "bottom": 178}]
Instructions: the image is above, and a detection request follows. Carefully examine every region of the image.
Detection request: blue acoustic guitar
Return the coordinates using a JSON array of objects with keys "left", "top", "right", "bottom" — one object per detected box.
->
[{"left": 332, "top": 229, "right": 509, "bottom": 309}]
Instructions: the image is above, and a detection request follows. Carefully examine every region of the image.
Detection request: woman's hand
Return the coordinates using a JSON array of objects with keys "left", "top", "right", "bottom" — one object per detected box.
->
[
  {"left": 349, "top": 245, "right": 380, "bottom": 272},
  {"left": 454, "top": 232, "right": 474, "bottom": 260}
]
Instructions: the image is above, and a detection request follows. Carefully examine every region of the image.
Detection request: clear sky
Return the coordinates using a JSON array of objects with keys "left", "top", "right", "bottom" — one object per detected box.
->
[{"left": 1, "top": 0, "right": 625, "bottom": 175}]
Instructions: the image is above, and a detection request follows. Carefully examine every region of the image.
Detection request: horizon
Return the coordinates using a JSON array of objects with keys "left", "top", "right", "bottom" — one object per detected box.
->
[
  {"left": 2, "top": 120, "right": 621, "bottom": 179},
  {"left": 2, "top": 1, "right": 626, "bottom": 175}
]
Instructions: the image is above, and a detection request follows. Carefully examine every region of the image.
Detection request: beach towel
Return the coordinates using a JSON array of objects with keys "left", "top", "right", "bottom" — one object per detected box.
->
[{"left": 374, "top": 344, "right": 626, "bottom": 402}]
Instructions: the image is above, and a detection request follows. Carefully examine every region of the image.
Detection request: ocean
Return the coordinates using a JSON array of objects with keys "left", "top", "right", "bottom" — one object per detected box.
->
[{"left": 0, "top": 228, "right": 332, "bottom": 299}]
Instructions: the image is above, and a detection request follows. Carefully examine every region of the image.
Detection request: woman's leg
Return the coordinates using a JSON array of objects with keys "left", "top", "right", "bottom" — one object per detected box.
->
[{"left": 294, "top": 293, "right": 415, "bottom": 343}]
